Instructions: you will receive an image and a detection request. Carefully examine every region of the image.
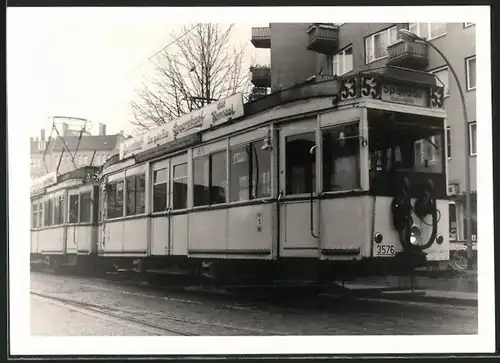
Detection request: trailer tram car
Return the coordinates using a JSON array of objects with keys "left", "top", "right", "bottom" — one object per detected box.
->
[
  {"left": 30, "top": 167, "right": 101, "bottom": 271},
  {"left": 33, "top": 66, "right": 450, "bottom": 287}
]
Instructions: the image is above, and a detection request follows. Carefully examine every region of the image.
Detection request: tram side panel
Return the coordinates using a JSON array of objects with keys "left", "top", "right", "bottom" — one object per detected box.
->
[
  {"left": 188, "top": 209, "right": 228, "bottom": 255},
  {"left": 226, "top": 203, "right": 274, "bottom": 259},
  {"left": 100, "top": 220, "right": 124, "bottom": 254},
  {"left": 319, "top": 196, "right": 372, "bottom": 260},
  {"left": 170, "top": 213, "right": 188, "bottom": 256},
  {"left": 39, "top": 227, "right": 65, "bottom": 255},
  {"left": 123, "top": 217, "right": 148, "bottom": 255},
  {"left": 30, "top": 230, "right": 39, "bottom": 255}
]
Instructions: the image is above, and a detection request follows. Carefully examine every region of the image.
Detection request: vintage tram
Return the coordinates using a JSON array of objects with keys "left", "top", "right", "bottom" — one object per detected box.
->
[{"left": 31, "top": 66, "right": 450, "bottom": 287}]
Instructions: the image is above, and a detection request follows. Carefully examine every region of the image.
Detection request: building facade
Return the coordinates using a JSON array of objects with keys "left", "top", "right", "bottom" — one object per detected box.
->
[
  {"left": 30, "top": 123, "right": 125, "bottom": 178},
  {"left": 250, "top": 22, "right": 477, "bottom": 244}
]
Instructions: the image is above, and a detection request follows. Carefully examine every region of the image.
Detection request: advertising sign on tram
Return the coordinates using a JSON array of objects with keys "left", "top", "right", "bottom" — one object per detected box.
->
[{"left": 119, "top": 93, "right": 245, "bottom": 160}]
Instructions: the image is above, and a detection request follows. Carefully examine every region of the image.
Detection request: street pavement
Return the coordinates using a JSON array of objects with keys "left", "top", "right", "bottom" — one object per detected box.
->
[
  {"left": 30, "top": 271, "right": 478, "bottom": 336},
  {"left": 31, "top": 294, "right": 158, "bottom": 336}
]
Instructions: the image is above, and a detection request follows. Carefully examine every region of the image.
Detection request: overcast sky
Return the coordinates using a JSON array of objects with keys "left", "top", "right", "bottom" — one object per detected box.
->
[
  {"left": 8, "top": 8, "right": 269, "bottom": 138},
  {"left": 8, "top": 7, "right": 483, "bottom": 140}
]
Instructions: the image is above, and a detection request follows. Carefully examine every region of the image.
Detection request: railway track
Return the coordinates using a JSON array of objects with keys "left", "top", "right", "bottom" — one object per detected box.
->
[
  {"left": 31, "top": 289, "right": 290, "bottom": 336},
  {"left": 30, "top": 263, "right": 477, "bottom": 309}
]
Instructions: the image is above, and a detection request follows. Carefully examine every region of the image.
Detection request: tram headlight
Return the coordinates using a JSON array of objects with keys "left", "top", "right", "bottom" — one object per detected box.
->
[
  {"left": 436, "top": 234, "right": 444, "bottom": 245},
  {"left": 374, "top": 233, "right": 383, "bottom": 244},
  {"left": 409, "top": 225, "right": 423, "bottom": 246}
]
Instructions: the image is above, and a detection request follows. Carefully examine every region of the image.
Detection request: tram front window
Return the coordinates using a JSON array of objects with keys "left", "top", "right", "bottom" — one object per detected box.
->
[
  {"left": 368, "top": 110, "right": 446, "bottom": 197},
  {"left": 322, "top": 122, "right": 361, "bottom": 192}
]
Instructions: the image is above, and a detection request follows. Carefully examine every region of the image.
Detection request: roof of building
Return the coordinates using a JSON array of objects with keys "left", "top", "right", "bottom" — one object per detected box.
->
[
  {"left": 52, "top": 135, "right": 122, "bottom": 152},
  {"left": 30, "top": 139, "right": 54, "bottom": 154}
]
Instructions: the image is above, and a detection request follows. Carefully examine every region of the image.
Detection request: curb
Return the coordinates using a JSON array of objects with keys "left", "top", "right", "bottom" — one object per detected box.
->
[{"left": 374, "top": 292, "right": 478, "bottom": 307}]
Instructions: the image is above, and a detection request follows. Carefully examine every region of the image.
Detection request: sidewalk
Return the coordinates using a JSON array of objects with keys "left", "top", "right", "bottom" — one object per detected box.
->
[{"left": 344, "top": 274, "right": 478, "bottom": 306}]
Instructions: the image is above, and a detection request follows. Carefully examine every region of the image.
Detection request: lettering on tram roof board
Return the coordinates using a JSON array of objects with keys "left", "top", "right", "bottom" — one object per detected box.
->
[
  {"left": 381, "top": 83, "right": 430, "bottom": 107},
  {"left": 30, "top": 172, "right": 58, "bottom": 194},
  {"left": 119, "top": 93, "right": 244, "bottom": 160}
]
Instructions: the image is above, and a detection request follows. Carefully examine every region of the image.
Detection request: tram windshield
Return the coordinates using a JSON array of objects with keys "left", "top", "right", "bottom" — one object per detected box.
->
[{"left": 368, "top": 109, "right": 446, "bottom": 197}]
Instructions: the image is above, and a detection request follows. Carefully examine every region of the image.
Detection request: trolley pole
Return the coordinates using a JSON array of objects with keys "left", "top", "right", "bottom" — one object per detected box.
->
[{"left": 399, "top": 29, "right": 474, "bottom": 270}]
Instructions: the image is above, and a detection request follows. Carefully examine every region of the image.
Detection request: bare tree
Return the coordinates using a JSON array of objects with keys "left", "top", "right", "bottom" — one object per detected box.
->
[{"left": 130, "top": 24, "right": 252, "bottom": 131}]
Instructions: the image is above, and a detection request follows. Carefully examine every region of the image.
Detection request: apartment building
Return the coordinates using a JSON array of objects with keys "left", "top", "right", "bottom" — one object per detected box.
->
[
  {"left": 250, "top": 22, "right": 477, "bottom": 243},
  {"left": 30, "top": 123, "right": 125, "bottom": 178}
]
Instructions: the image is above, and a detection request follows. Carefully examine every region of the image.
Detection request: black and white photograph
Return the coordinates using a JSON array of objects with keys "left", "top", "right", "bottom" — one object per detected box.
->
[{"left": 7, "top": 5, "right": 495, "bottom": 357}]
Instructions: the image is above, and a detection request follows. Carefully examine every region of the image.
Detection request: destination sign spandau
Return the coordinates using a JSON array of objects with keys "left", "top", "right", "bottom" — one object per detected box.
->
[
  {"left": 381, "top": 84, "right": 430, "bottom": 107},
  {"left": 119, "top": 93, "right": 244, "bottom": 159}
]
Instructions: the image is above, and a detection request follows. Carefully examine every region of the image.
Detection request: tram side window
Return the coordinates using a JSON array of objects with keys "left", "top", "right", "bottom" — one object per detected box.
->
[
  {"left": 69, "top": 194, "right": 79, "bottom": 223},
  {"left": 172, "top": 163, "right": 188, "bottom": 210},
  {"left": 126, "top": 174, "right": 146, "bottom": 216},
  {"left": 210, "top": 151, "right": 227, "bottom": 205},
  {"left": 230, "top": 145, "right": 250, "bottom": 201},
  {"left": 31, "top": 202, "right": 38, "bottom": 228},
  {"left": 193, "top": 156, "right": 210, "bottom": 207},
  {"left": 53, "top": 195, "right": 64, "bottom": 225},
  {"left": 193, "top": 151, "right": 227, "bottom": 207},
  {"left": 230, "top": 141, "right": 272, "bottom": 202},
  {"left": 153, "top": 168, "right": 168, "bottom": 212},
  {"left": 44, "top": 199, "right": 53, "bottom": 226},
  {"left": 107, "top": 181, "right": 124, "bottom": 219},
  {"left": 252, "top": 140, "right": 272, "bottom": 199},
  {"left": 38, "top": 201, "right": 43, "bottom": 227},
  {"left": 322, "top": 123, "right": 361, "bottom": 192},
  {"left": 80, "top": 192, "right": 92, "bottom": 223},
  {"left": 285, "top": 133, "right": 316, "bottom": 195}
]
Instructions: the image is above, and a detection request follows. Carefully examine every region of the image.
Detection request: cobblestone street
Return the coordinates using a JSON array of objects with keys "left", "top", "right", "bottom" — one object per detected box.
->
[{"left": 30, "top": 271, "right": 478, "bottom": 336}]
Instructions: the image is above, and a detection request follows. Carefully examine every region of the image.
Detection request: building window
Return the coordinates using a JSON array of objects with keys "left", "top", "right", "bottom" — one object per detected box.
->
[
  {"left": 286, "top": 132, "right": 316, "bottom": 195},
  {"left": 69, "top": 194, "right": 79, "bottom": 223},
  {"left": 172, "top": 163, "right": 188, "bottom": 210},
  {"left": 446, "top": 126, "right": 452, "bottom": 159},
  {"left": 332, "top": 46, "right": 353, "bottom": 76},
  {"left": 431, "top": 67, "right": 449, "bottom": 97},
  {"left": 229, "top": 140, "right": 272, "bottom": 202},
  {"left": 126, "top": 174, "right": 146, "bottom": 216},
  {"left": 469, "top": 122, "right": 477, "bottom": 156},
  {"left": 463, "top": 195, "right": 478, "bottom": 241},
  {"left": 322, "top": 123, "right": 361, "bottom": 192},
  {"left": 107, "top": 181, "right": 124, "bottom": 219},
  {"left": 449, "top": 202, "right": 457, "bottom": 241},
  {"left": 466, "top": 56, "right": 476, "bottom": 90},
  {"left": 365, "top": 26, "right": 399, "bottom": 63},
  {"left": 153, "top": 168, "right": 168, "bottom": 212},
  {"left": 408, "top": 23, "right": 446, "bottom": 40},
  {"left": 193, "top": 150, "right": 228, "bottom": 207},
  {"left": 80, "top": 192, "right": 92, "bottom": 223},
  {"left": 464, "top": 22, "right": 475, "bottom": 28}
]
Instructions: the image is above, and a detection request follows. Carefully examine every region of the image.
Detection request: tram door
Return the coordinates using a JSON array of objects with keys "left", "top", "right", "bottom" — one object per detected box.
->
[{"left": 278, "top": 119, "right": 321, "bottom": 257}]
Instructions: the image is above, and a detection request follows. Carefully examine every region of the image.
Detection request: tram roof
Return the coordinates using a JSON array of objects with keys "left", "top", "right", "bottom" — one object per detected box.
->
[
  {"left": 104, "top": 66, "right": 442, "bottom": 172},
  {"left": 30, "top": 166, "right": 100, "bottom": 197}
]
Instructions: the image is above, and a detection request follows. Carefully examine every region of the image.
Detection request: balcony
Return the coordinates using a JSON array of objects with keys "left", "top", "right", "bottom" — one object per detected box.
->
[
  {"left": 251, "top": 27, "right": 271, "bottom": 48},
  {"left": 387, "top": 41, "right": 429, "bottom": 70},
  {"left": 250, "top": 65, "right": 271, "bottom": 88},
  {"left": 306, "top": 23, "right": 339, "bottom": 55}
]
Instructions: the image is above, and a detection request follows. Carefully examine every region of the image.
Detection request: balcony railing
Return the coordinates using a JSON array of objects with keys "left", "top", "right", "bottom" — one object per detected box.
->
[
  {"left": 306, "top": 23, "right": 339, "bottom": 55},
  {"left": 250, "top": 65, "right": 271, "bottom": 88},
  {"left": 387, "top": 41, "right": 429, "bottom": 70},
  {"left": 251, "top": 27, "right": 271, "bottom": 48}
]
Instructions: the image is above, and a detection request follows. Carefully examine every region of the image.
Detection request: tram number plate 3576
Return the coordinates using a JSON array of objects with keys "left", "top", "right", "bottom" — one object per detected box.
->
[{"left": 376, "top": 244, "right": 395, "bottom": 256}]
